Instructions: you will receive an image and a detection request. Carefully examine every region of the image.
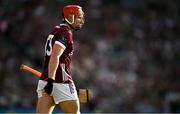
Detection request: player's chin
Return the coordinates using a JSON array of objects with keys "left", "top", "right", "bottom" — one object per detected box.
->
[{"left": 74, "top": 25, "right": 83, "bottom": 31}]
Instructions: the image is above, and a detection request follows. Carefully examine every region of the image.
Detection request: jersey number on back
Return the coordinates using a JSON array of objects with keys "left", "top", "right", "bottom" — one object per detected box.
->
[{"left": 45, "top": 35, "right": 54, "bottom": 56}]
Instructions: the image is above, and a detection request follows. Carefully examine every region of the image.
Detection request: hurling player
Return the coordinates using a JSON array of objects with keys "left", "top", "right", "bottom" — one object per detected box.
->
[{"left": 36, "top": 5, "right": 85, "bottom": 114}]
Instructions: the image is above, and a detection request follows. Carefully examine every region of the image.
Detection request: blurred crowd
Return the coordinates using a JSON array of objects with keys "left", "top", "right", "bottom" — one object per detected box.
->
[{"left": 0, "top": 0, "right": 180, "bottom": 113}]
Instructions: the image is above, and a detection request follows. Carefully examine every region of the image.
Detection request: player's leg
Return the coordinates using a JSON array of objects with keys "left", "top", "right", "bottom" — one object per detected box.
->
[
  {"left": 36, "top": 80, "right": 55, "bottom": 113},
  {"left": 58, "top": 100, "right": 80, "bottom": 114},
  {"left": 36, "top": 94, "right": 55, "bottom": 114},
  {"left": 53, "top": 82, "right": 80, "bottom": 114}
]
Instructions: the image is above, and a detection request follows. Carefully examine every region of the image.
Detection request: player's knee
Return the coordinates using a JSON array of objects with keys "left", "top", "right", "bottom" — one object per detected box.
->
[
  {"left": 66, "top": 103, "right": 80, "bottom": 113},
  {"left": 59, "top": 100, "right": 80, "bottom": 113}
]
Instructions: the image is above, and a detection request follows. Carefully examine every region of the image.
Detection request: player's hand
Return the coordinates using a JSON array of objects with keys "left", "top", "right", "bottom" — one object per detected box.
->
[{"left": 44, "top": 78, "right": 54, "bottom": 95}]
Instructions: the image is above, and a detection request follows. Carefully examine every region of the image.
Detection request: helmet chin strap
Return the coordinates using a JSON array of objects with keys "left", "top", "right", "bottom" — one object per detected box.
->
[
  {"left": 64, "top": 15, "right": 74, "bottom": 24},
  {"left": 64, "top": 15, "right": 77, "bottom": 30},
  {"left": 64, "top": 16, "right": 80, "bottom": 31}
]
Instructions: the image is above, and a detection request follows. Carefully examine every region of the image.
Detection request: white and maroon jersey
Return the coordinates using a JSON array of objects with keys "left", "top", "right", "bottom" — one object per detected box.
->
[{"left": 41, "top": 24, "right": 74, "bottom": 83}]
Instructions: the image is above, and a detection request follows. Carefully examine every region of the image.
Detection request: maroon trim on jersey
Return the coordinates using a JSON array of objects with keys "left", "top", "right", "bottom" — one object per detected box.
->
[{"left": 59, "top": 24, "right": 71, "bottom": 32}]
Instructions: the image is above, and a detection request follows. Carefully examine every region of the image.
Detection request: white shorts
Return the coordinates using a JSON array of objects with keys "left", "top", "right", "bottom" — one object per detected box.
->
[{"left": 36, "top": 80, "right": 79, "bottom": 104}]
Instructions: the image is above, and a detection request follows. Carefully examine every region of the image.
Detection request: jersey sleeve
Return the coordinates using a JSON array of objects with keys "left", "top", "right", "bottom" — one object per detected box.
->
[{"left": 55, "top": 31, "right": 72, "bottom": 49}]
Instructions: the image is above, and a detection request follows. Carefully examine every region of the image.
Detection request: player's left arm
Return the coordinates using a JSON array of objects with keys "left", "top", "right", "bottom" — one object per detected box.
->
[
  {"left": 44, "top": 31, "right": 70, "bottom": 95},
  {"left": 48, "top": 43, "right": 64, "bottom": 80},
  {"left": 48, "top": 32, "right": 70, "bottom": 80},
  {"left": 43, "top": 43, "right": 65, "bottom": 95}
]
